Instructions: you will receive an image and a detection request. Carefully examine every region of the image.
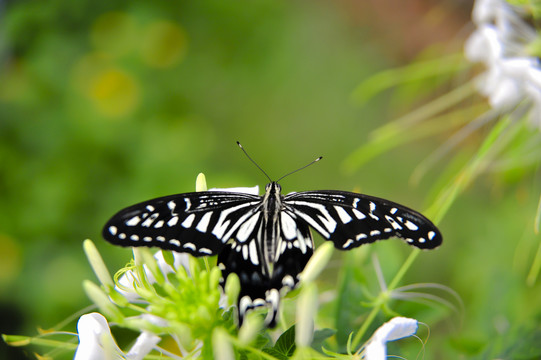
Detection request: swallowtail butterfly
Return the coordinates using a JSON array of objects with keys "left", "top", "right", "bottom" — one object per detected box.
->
[{"left": 102, "top": 143, "right": 442, "bottom": 326}]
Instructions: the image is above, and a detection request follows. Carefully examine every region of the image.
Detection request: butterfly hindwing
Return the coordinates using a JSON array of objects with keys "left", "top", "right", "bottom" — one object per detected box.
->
[
  {"left": 102, "top": 191, "right": 261, "bottom": 257},
  {"left": 218, "top": 217, "right": 313, "bottom": 326},
  {"left": 284, "top": 190, "right": 442, "bottom": 250}
]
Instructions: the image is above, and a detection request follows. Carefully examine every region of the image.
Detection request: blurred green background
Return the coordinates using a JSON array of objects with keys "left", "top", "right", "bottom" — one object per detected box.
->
[{"left": 1, "top": 0, "right": 541, "bottom": 358}]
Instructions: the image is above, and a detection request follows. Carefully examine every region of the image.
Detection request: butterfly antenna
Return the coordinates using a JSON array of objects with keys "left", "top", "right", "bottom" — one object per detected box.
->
[
  {"left": 237, "top": 141, "right": 272, "bottom": 182},
  {"left": 276, "top": 156, "right": 323, "bottom": 182}
]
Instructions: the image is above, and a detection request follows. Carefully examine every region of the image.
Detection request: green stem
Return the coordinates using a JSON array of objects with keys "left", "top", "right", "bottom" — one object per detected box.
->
[
  {"left": 387, "top": 249, "right": 420, "bottom": 290},
  {"left": 2, "top": 335, "right": 78, "bottom": 350},
  {"left": 527, "top": 240, "right": 541, "bottom": 286},
  {"left": 351, "top": 248, "right": 420, "bottom": 351},
  {"left": 351, "top": 303, "right": 381, "bottom": 351}
]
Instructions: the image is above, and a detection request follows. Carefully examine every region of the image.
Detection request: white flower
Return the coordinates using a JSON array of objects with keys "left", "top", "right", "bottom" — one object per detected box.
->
[
  {"left": 125, "top": 330, "right": 161, "bottom": 360},
  {"left": 74, "top": 313, "right": 124, "bottom": 360},
  {"left": 74, "top": 313, "right": 159, "bottom": 360},
  {"left": 465, "top": 0, "right": 541, "bottom": 129},
  {"left": 362, "top": 317, "right": 418, "bottom": 360},
  {"left": 116, "top": 250, "right": 190, "bottom": 301}
]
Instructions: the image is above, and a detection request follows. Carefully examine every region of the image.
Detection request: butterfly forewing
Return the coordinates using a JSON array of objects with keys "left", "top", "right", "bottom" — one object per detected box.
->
[
  {"left": 102, "top": 191, "right": 261, "bottom": 257},
  {"left": 284, "top": 190, "right": 442, "bottom": 250}
]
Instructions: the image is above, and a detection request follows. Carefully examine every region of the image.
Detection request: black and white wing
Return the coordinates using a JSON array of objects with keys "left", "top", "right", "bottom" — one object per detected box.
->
[
  {"left": 217, "top": 210, "right": 314, "bottom": 327},
  {"left": 284, "top": 190, "right": 442, "bottom": 250},
  {"left": 102, "top": 191, "right": 262, "bottom": 257}
]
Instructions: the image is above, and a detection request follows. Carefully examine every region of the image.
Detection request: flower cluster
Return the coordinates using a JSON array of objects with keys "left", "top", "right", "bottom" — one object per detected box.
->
[
  {"left": 465, "top": 0, "right": 541, "bottom": 129},
  {"left": 78, "top": 241, "right": 233, "bottom": 359}
]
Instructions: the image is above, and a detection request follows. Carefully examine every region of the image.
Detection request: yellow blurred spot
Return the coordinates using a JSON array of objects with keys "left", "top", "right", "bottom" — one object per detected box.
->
[
  {"left": 34, "top": 353, "right": 53, "bottom": 360},
  {"left": 0, "top": 61, "right": 30, "bottom": 103},
  {"left": 0, "top": 234, "right": 22, "bottom": 286},
  {"left": 140, "top": 21, "right": 188, "bottom": 68},
  {"left": 71, "top": 53, "right": 111, "bottom": 92},
  {"left": 71, "top": 54, "right": 140, "bottom": 119},
  {"left": 89, "top": 68, "right": 140, "bottom": 118},
  {"left": 90, "top": 12, "right": 137, "bottom": 57}
]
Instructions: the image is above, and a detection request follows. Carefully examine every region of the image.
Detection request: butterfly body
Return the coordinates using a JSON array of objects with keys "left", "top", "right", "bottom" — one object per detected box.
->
[{"left": 103, "top": 180, "right": 441, "bottom": 326}]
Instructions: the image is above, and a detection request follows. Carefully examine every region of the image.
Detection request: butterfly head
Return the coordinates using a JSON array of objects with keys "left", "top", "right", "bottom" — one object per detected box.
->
[
  {"left": 265, "top": 181, "right": 282, "bottom": 193},
  {"left": 264, "top": 182, "right": 283, "bottom": 203}
]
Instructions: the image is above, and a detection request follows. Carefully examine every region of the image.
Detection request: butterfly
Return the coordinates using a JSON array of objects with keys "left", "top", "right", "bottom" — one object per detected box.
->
[{"left": 102, "top": 143, "right": 442, "bottom": 326}]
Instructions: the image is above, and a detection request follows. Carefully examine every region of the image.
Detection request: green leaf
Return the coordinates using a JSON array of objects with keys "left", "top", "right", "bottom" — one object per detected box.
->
[
  {"left": 310, "top": 328, "right": 336, "bottom": 352},
  {"left": 263, "top": 325, "right": 296, "bottom": 359}
]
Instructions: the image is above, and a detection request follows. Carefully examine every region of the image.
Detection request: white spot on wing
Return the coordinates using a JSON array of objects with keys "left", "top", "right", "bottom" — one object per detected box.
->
[
  {"left": 280, "top": 240, "right": 287, "bottom": 254},
  {"left": 181, "top": 214, "right": 195, "bottom": 228},
  {"left": 266, "top": 289, "right": 280, "bottom": 312},
  {"left": 199, "top": 247, "right": 212, "bottom": 254},
  {"left": 343, "top": 239, "right": 354, "bottom": 248},
  {"left": 183, "top": 242, "right": 196, "bottom": 251},
  {"left": 196, "top": 211, "right": 213, "bottom": 233},
  {"left": 369, "top": 202, "right": 379, "bottom": 220},
  {"left": 126, "top": 216, "right": 141, "bottom": 226},
  {"left": 157, "top": 236, "right": 165, "bottom": 242},
  {"left": 428, "top": 231, "right": 436, "bottom": 240},
  {"left": 239, "top": 296, "right": 252, "bottom": 317},
  {"left": 296, "top": 231, "right": 308, "bottom": 254},
  {"left": 236, "top": 212, "right": 260, "bottom": 242},
  {"left": 352, "top": 208, "right": 366, "bottom": 220},
  {"left": 249, "top": 241, "right": 259, "bottom": 265},
  {"left": 404, "top": 220, "right": 419, "bottom": 231},
  {"left": 170, "top": 239, "right": 181, "bottom": 247},
  {"left": 282, "top": 275, "right": 295, "bottom": 288},
  {"left": 242, "top": 244, "right": 248, "bottom": 260},
  {"left": 370, "top": 230, "right": 381, "bottom": 236},
  {"left": 385, "top": 215, "right": 403, "bottom": 230},
  {"left": 168, "top": 216, "right": 179, "bottom": 227},
  {"left": 335, "top": 206, "right": 352, "bottom": 224},
  {"left": 130, "top": 235, "right": 139, "bottom": 241},
  {"left": 390, "top": 207, "right": 398, "bottom": 214},
  {"left": 142, "top": 213, "right": 159, "bottom": 227},
  {"left": 281, "top": 212, "right": 297, "bottom": 240},
  {"left": 109, "top": 226, "right": 117, "bottom": 235}
]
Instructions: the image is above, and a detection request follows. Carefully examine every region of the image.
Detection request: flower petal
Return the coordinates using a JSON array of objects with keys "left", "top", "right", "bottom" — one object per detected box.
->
[
  {"left": 74, "top": 313, "right": 124, "bottom": 360},
  {"left": 364, "top": 317, "right": 418, "bottom": 360},
  {"left": 373, "top": 317, "right": 418, "bottom": 342},
  {"left": 125, "top": 331, "right": 161, "bottom": 360}
]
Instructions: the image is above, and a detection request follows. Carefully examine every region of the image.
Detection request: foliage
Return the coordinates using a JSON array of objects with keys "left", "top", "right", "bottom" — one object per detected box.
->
[{"left": 2, "top": 0, "right": 541, "bottom": 359}]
